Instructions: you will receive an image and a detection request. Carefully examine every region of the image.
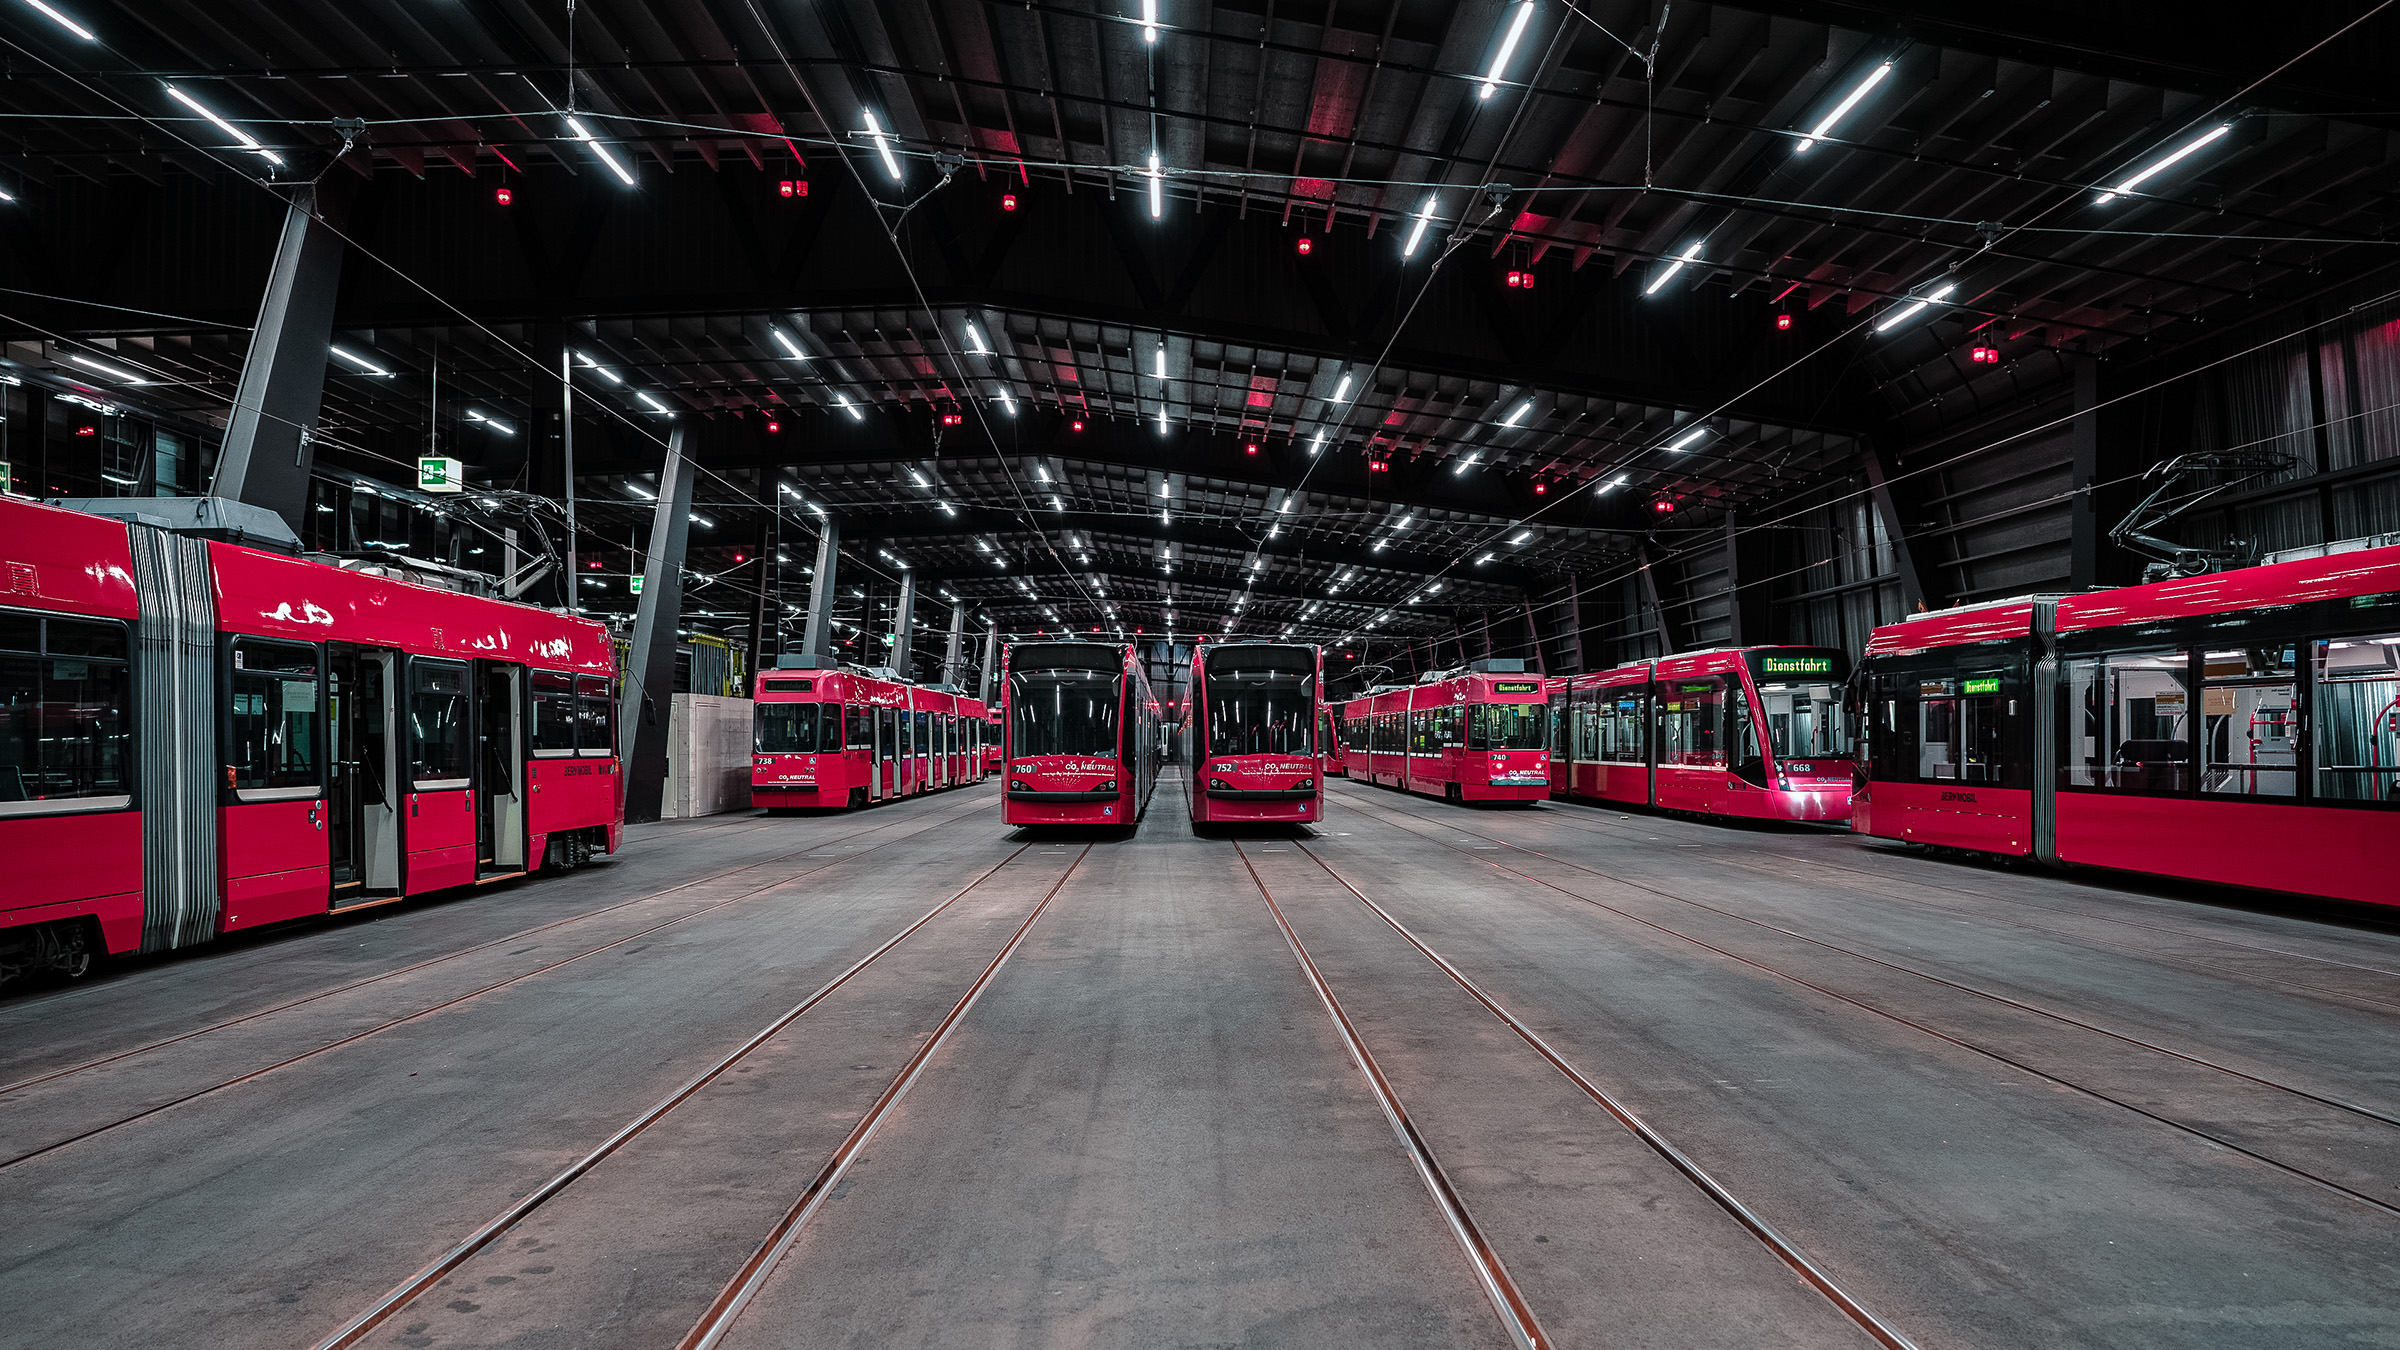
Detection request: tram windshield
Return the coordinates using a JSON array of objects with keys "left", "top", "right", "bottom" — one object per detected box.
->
[
  {"left": 1746, "top": 650, "right": 1849, "bottom": 761},
  {"left": 756, "top": 702, "right": 824, "bottom": 754},
  {"left": 1009, "top": 670, "right": 1124, "bottom": 758},
  {"left": 1206, "top": 673, "right": 1314, "bottom": 756},
  {"left": 1470, "top": 703, "right": 1547, "bottom": 750}
]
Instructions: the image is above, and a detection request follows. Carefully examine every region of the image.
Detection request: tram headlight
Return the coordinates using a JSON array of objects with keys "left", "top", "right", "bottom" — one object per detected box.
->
[
  {"left": 1209, "top": 778, "right": 1229, "bottom": 790},
  {"left": 1295, "top": 778, "right": 1314, "bottom": 789},
  {"left": 1098, "top": 780, "right": 1117, "bottom": 792},
  {"left": 1011, "top": 778, "right": 1030, "bottom": 792}
]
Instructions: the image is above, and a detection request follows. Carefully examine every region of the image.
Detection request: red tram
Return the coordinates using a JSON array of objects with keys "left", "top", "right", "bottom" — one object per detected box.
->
[
  {"left": 1184, "top": 642, "right": 1323, "bottom": 824},
  {"left": 1340, "top": 659, "right": 1550, "bottom": 804},
  {"left": 1322, "top": 705, "right": 1348, "bottom": 778},
  {"left": 1554, "top": 646, "right": 1854, "bottom": 822},
  {"left": 1852, "top": 542, "right": 2400, "bottom": 907},
  {"left": 1000, "top": 641, "right": 1164, "bottom": 826},
  {"left": 1, "top": 495, "right": 620, "bottom": 991},
  {"left": 751, "top": 665, "right": 987, "bottom": 810}
]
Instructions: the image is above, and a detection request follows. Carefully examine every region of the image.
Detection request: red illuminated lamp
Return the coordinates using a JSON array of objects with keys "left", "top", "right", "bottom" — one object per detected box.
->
[
  {"left": 1368, "top": 459, "right": 1390, "bottom": 473},
  {"left": 1070, "top": 419, "right": 1085, "bottom": 433},
  {"left": 766, "top": 419, "right": 781, "bottom": 434},
  {"left": 1244, "top": 442, "right": 1259, "bottom": 455},
  {"left": 588, "top": 560, "right": 603, "bottom": 569},
  {"left": 1969, "top": 345, "right": 2000, "bottom": 364},
  {"left": 74, "top": 425, "right": 96, "bottom": 437},
  {"left": 1002, "top": 191, "right": 1018, "bottom": 211},
  {"left": 1776, "top": 313, "right": 1792, "bottom": 331},
  {"left": 494, "top": 187, "right": 512, "bottom": 206},
  {"left": 734, "top": 552, "right": 746, "bottom": 564},
  {"left": 1506, "top": 270, "right": 1522, "bottom": 288},
  {"left": 1521, "top": 271, "right": 1534, "bottom": 289},
  {"left": 1653, "top": 499, "right": 1676, "bottom": 514},
  {"left": 778, "top": 180, "right": 808, "bottom": 198},
  {"left": 1532, "top": 481, "right": 1547, "bottom": 494},
  {"left": 940, "top": 412, "right": 964, "bottom": 427},
  {"left": 1297, "top": 237, "right": 1312, "bottom": 255}
]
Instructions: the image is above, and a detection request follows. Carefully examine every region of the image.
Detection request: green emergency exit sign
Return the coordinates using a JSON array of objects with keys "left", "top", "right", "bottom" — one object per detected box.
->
[
  {"left": 417, "top": 456, "right": 462, "bottom": 493},
  {"left": 628, "top": 574, "right": 645, "bottom": 595}
]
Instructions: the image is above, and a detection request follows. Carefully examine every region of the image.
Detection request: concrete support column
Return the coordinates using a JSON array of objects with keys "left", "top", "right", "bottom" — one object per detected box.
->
[
  {"left": 1861, "top": 440, "right": 1928, "bottom": 613},
  {"left": 1635, "top": 545, "right": 1679, "bottom": 655},
  {"left": 211, "top": 182, "right": 351, "bottom": 535},
  {"left": 622, "top": 423, "right": 696, "bottom": 826},
  {"left": 1520, "top": 599, "right": 1545, "bottom": 674},
  {"left": 891, "top": 571, "right": 918, "bottom": 677},
  {"left": 942, "top": 601, "right": 967, "bottom": 687},
  {"left": 979, "top": 619, "right": 999, "bottom": 704},
  {"left": 1559, "top": 579, "right": 1584, "bottom": 673},
  {"left": 800, "top": 518, "right": 841, "bottom": 660},
  {"left": 745, "top": 511, "right": 774, "bottom": 690}
]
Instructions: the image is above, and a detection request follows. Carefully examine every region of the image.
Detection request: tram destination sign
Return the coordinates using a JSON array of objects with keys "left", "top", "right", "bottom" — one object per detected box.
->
[
  {"left": 1759, "top": 654, "right": 1835, "bottom": 676},
  {"left": 1962, "top": 677, "right": 2002, "bottom": 695},
  {"left": 1490, "top": 680, "right": 1541, "bottom": 694}
]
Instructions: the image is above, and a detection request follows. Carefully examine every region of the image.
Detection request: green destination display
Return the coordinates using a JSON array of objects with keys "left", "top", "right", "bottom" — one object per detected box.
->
[
  {"left": 1491, "top": 681, "right": 1540, "bottom": 694},
  {"left": 1962, "top": 677, "right": 2001, "bottom": 695},
  {"left": 1760, "top": 654, "right": 1834, "bottom": 675}
]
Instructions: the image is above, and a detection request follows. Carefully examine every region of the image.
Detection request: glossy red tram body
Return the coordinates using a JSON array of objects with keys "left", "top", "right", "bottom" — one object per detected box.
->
[
  {"left": 1339, "top": 663, "right": 1551, "bottom": 804},
  {"left": 1184, "top": 642, "right": 1324, "bottom": 825},
  {"left": 1000, "top": 641, "right": 1162, "bottom": 826},
  {"left": 750, "top": 667, "right": 987, "bottom": 810}
]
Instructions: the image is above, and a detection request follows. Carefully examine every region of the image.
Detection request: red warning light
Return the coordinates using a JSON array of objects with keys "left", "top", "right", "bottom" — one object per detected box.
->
[
  {"left": 940, "top": 412, "right": 964, "bottom": 427},
  {"left": 1776, "top": 313, "right": 1793, "bottom": 331},
  {"left": 1533, "top": 481, "right": 1547, "bottom": 494},
  {"left": 494, "top": 187, "right": 512, "bottom": 206},
  {"left": 1653, "top": 499, "right": 1676, "bottom": 514},
  {"left": 1002, "top": 192, "right": 1018, "bottom": 212},
  {"left": 1368, "top": 459, "right": 1390, "bottom": 473},
  {"left": 766, "top": 420, "right": 781, "bottom": 434},
  {"left": 778, "top": 180, "right": 807, "bottom": 198},
  {"left": 1970, "top": 345, "right": 2000, "bottom": 364},
  {"left": 1506, "top": 270, "right": 1535, "bottom": 289},
  {"left": 734, "top": 552, "right": 746, "bottom": 564},
  {"left": 588, "top": 560, "right": 603, "bottom": 569},
  {"left": 1297, "top": 237, "right": 1313, "bottom": 256},
  {"left": 74, "top": 425, "right": 96, "bottom": 437},
  {"left": 1070, "top": 419, "right": 1085, "bottom": 433},
  {"left": 1244, "top": 442, "right": 1259, "bottom": 455}
]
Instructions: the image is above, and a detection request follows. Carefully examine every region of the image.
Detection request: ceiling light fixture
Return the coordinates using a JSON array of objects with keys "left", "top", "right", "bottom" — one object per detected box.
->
[
  {"left": 576, "top": 351, "right": 622, "bottom": 383},
  {"left": 328, "top": 346, "right": 391, "bottom": 376},
  {"left": 1645, "top": 241, "right": 1702, "bottom": 296},
  {"left": 1402, "top": 195, "right": 1438, "bottom": 257},
  {"left": 1147, "top": 153, "right": 1164, "bottom": 219},
  {"left": 833, "top": 394, "right": 865, "bottom": 422},
  {"left": 965, "top": 321, "right": 992, "bottom": 355},
  {"left": 2098, "top": 123, "right": 2233, "bottom": 203},
  {"left": 1477, "top": 0, "right": 1535, "bottom": 100},
  {"left": 862, "top": 110, "right": 904, "bottom": 181},
  {"left": 1794, "top": 62, "right": 1893, "bottom": 153},
  {"left": 1875, "top": 281, "right": 1958, "bottom": 332},
  {"left": 166, "top": 85, "right": 282, "bottom": 166},
  {"left": 67, "top": 353, "right": 143, "bottom": 384},
  {"left": 1665, "top": 425, "right": 1708, "bottom": 452},
  {"left": 770, "top": 327, "right": 811, "bottom": 361},
  {"left": 562, "top": 115, "right": 634, "bottom": 186},
  {"left": 1142, "top": 0, "right": 1159, "bottom": 42},
  {"left": 1501, "top": 399, "right": 1532, "bottom": 428},
  {"left": 1508, "top": 529, "right": 1532, "bottom": 544},
  {"left": 636, "top": 391, "right": 674, "bottom": 415},
  {"left": 24, "top": 0, "right": 95, "bottom": 40}
]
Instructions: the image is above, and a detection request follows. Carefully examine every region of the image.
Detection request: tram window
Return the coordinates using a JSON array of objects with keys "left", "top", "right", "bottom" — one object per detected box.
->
[
  {"left": 845, "top": 705, "right": 867, "bottom": 751},
  {"left": 575, "top": 675, "right": 616, "bottom": 757},
  {"left": 1008, "top": 671, "right": 1123, "bottom": 758},
  {"left": 2063, "top": 649, "right": 2190, "bottom": 793},
  {"left": 1601, "top": 693, "right": 1648, "bottom": 762},
  {"left": 2200, "top": 646, "right": 2298, "bottom": 798},
  {"left": 1656, "top": 679, "right": 1726, "bottom": 767},
  {"left": 1754, "top": 682, "right": 1844, "bottom": 760},
  {"left": 0, "top": 612, "right": 133, "bottom": 806},
  {"left": 229, "top": 638, "right": 321, "bottom": 793},
  {"left": 1469, "top": 703, "right": 1546, "bottom": 750},
  {"left": 756, "top": 702, "right": 820, "bottom": 754},
  {"left": 532, "top": 671, "right": 578, "bottom": 755},
  {"left": 1207, "top": 672, "right": 1314, "bottom": 757},
  {"left": 2313, "top": 635, "right": 2400, "bottom": 804},
  {"left": 408, "top": 660, "right": 470, "bottom": 787}
]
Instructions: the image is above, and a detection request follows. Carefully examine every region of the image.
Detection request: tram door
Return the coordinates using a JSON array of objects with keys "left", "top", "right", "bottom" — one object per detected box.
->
[
  {"left": 473, "top": 661, "right": 528, "bottom": 876},
  {"left": 328, "top": 643, "right": 401, "bottom": 906},
  {"left": 871, "top": 707, "right": 893, "bottom": 800}
]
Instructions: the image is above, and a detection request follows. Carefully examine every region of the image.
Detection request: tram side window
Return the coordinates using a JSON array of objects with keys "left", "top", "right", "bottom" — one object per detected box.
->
[
  {"left": 229, "top": 638, "right": 322, "bottom": 793},
  {"left": 1908, "top": 671, "right": 2019, "bottom": 786},
  {"left": 2314, "top": 635, "right": 2400, "bottom": 804},
  {"left": 532, "top": 671, "right": 578, "bottom": 756},
  {"left": 0, "top": 613, "right": 133, "bottom": 805},
  {"left": 845, "top": 706, "right": 867, "bottom": 752},
  {"left": 410, "top": 660, "right": 470, "bottom": 787},
  {"left": 1600, "top": 693, "right": 1647, "bottom": 762},
  {"left": 575, "top": 675, "right": 616, "bottom": 757},
  {"left": 1656, "top": 679, "right": 1726, "bottom": 767},
  {"left": 2063, "top": 649, "right": 2190, "bottom": 793},
  {"left": 2201, "top": 646, "right": 2298, "bottom": 798}
]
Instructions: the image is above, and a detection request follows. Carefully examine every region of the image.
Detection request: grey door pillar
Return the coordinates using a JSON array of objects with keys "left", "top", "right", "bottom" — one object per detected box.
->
[
  {"left": 211, "top": 182, "right": 351, "bottom": 535},
  {"left": 942, "top": 601, "right": 967, "bottom": 687},
  {"left": 890, "top": 570, "right": 917, "bottom": 677},
  {"left": 800, "top": 517, "right": 841, "bottom": 661},
  {"left": 622, "top": 423, "right": 696, "bottom": 825}
]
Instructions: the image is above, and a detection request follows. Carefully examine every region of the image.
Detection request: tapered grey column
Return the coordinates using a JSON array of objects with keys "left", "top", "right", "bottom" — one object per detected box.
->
[
  {"left": 800, "top": 518, "right": 841, "bottom": 660},
  {"left": 941, "top": 601, "right": 967, "bottom": 687},
  {"left": 890, "top": 570, "right": 917, "bottom": 677},
  {"left": 622, "top": 424, "right": 696, "bottom": 825},
  {"left": 211, "top": 183, "right": 350, "bottom": 534},
  {"left": 979, "top": 620, "right": 999, "bottom": 704}
]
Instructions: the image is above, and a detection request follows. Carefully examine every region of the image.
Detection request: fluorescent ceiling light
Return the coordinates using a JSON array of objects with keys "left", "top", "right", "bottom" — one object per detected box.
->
[
  {"left": 1331, "top": 374, "right": 1352, "bottom": 403},
  {"left": 1597, "top": 474, "right": 1629, "bottom": 493},
  {"left": 1645, "top": 241, "right": 1702, "bottom": 296},
  {"left": 1476, "top": 552, "right": 1496, "bottom": 565},
  {"left": 1508, "top": 530, "right": 1532, "bottom": 544},
  {"left": 1665, "top": 425, "right": 1708, "bottom": 452},
  {"left": 1309, "top": 431, "right": 1326, "bottom": 456},
  {"left": 1153, "top": 345, "right": 1168, "bottom": 380},
  {"left": 689, "top": 514, "right": 714, "bottom": 528},
  {"left": 576, "top": 352, "right": 621, "bottom": 382},
  {"left": 1500, "top": 400, "right": 1532, "bottom": 428},
  {"left": 1874, "top": 281, "right": 1958, "bottom": 333},
  {"left": 1156, "top": 403, "right": 1169, "bottom": 433},
  {"left": 636, "top": 391, "right": 673, "bottom": 414},
  {"left": 1453, "top": 453, "right": 1480, "bottom": 474},
  {"left": 1147, "top": 153, "right": 1164, "bottom": 219},
  {"left": 2098, "top": 124, "right": 2233, "bottom": 203},
  {"left": 995, "top": 388, "right": 1016, "bottom": 415},
  {"left": 1142, "top": 0, "right": 1158, "bottom": 43},
  {"left": 1403, "top": 195, "right": 1438, "bottom": 257},
  {"left": 863, "top": 110, "right": 903, "bottom": 181},
  {"left": 965, "top": 322, "right": 991, "bottom": 355},
  {"left": 466, "top": 409, "right": 514, "bottom": 436},
  {"left": 1034, "top": 464, "right": 1052, "bottom": 483},
  {"left": 627, "top": 483, "right": 657, "bottom": 500},
  {"left": 770, "top": 327, "right": 810, "bottom": 361},
  {"left": 907, "top": 468, "right": 930, "bottom": 488},
  {"left": 1794, "top": 62, "right": 1892, "bottom": 153},
  {"left": 166, "top": 85, "right": 282, "bottom": 166},
  {"left": 328, "top": 346, "right": 390, "bottom": 376},
  {"left": 1478, "top": 1, "right": 1535, "bottom": 100},
  {"left": 68, "top": 353, "right": 143, "bottom": 383},
  {"left": 25, "top": 0, "right": 94, "bottom": 40},
  {"left": 563, "top": 115, "right": 635, "bottom": 186},
  {"left": 833, "top": 394, "right": 864, "bottom": 422}
]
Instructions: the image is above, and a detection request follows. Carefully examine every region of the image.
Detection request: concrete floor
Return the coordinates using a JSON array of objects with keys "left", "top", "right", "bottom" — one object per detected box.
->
[{"left": 2, "top": 776, "right": 2396, "bottom": 1349}]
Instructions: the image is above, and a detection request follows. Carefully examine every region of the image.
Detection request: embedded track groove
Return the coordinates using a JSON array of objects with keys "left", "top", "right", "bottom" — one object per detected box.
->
[
  {"left": 312, "top": 839, "right": 1073, "bottom": 1350},
  {"left": 1333, "top": 789, "right": 2400, "bottom": 1221},
  {"left": 0, "top": 794, "right": 1003, "bottom": 1171}
]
